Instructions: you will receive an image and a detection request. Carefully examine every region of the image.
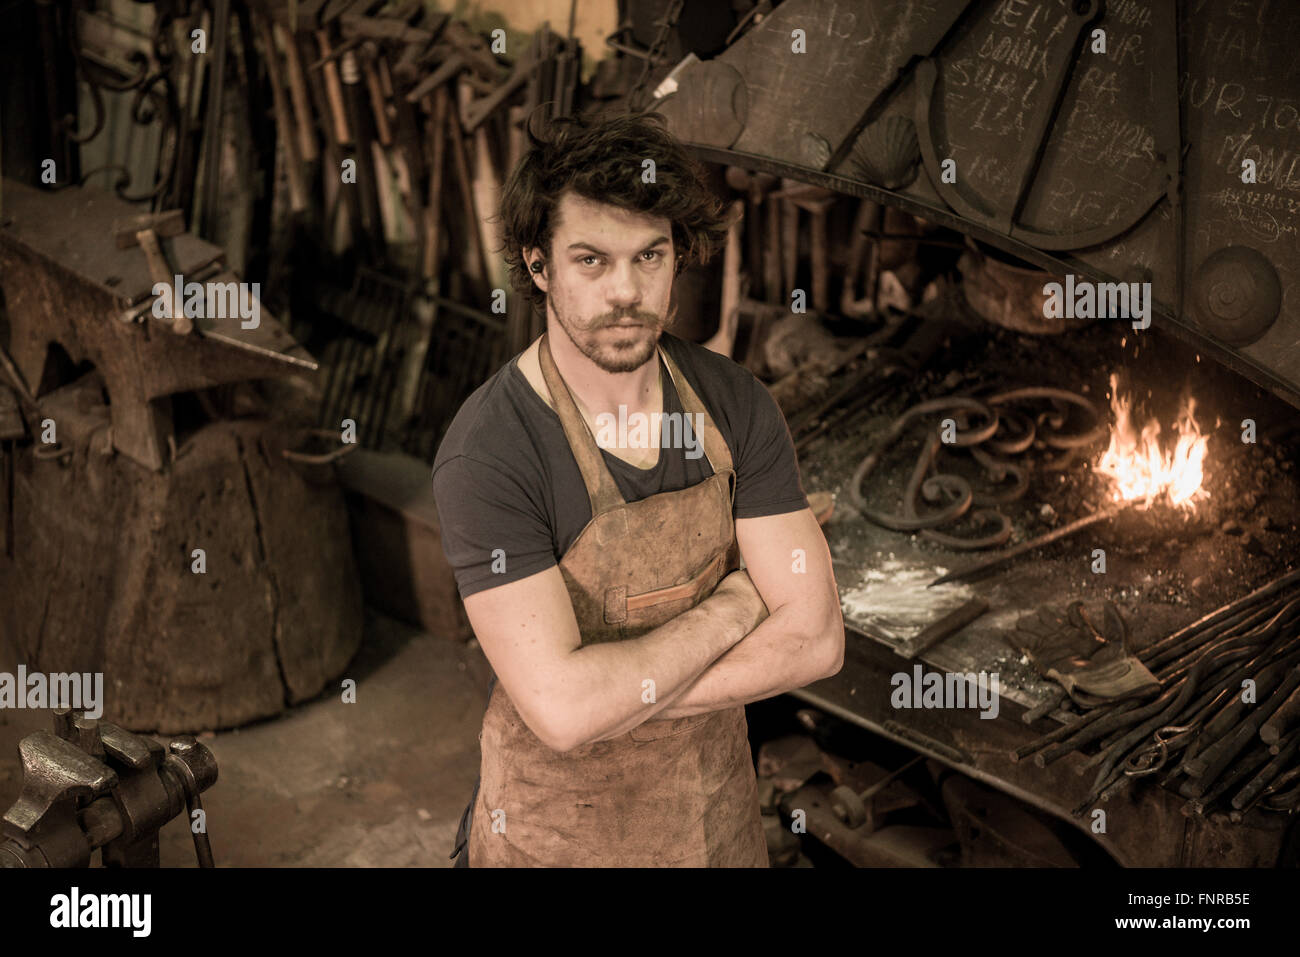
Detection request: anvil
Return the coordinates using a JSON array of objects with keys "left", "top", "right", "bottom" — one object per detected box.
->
[{"left": 0, "top": 180, "right": 316, "bottom": 471}]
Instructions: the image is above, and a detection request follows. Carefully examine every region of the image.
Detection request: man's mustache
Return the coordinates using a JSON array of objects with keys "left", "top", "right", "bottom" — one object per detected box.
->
[{"left": 598, "top": 311, "right": 660, "bottom": 327}]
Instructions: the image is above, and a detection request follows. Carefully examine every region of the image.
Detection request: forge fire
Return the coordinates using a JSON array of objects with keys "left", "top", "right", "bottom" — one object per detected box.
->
[{"left": 1094, "top": 372, "right": 1210, "bottom": 510}]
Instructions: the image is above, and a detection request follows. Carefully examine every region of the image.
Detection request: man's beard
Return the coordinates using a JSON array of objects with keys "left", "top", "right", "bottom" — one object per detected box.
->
[{"left": 549, "top": 296, "right": 675, "bottom": 374}]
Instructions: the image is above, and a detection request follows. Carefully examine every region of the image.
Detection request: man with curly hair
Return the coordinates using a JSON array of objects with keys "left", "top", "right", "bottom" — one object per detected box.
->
[{"left": 434, "top": 110, "right": 843, "bottom": 867}]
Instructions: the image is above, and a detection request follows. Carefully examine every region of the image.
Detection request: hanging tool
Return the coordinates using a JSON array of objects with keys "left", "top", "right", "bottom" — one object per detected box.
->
[
  {"left": 197, "top": 0, "right": 231, "bottom": 240},
  {"left": 340, "top": 49, "right": 385, "bottom": 259},
  {"left": 253, "top": 11, "right": 308, "bottom": 214}
]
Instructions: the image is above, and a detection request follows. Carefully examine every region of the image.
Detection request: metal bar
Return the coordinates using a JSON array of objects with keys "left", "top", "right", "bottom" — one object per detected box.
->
[
  {"left": 1142, "top": 569, "right": 1300, "bottom": 663},
  {"left": 905, "top": 598, "right": 989, "bottom": 659},
  {"left": 929, "top": 506, "right": 1124, "bottom": 588},
  {"left": 198, "top": 0, "right": 231, "bottom": 239}
]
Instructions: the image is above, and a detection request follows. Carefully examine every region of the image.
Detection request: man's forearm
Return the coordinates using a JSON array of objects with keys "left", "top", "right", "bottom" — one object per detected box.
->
[
  {"left": 656, "top": 605, "right": 838, "bottom": 719},
  {"left": 560, "top": 584, "right": 760, "bottom": 747}
]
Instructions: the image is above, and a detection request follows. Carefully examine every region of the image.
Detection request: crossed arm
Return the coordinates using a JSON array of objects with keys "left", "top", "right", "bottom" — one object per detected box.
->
[
  {"left": 461, "top": 506, "right": 843, "bottom": 752},
  {"left": 656, "top": 508, "right": 844, "bottom": 719}
]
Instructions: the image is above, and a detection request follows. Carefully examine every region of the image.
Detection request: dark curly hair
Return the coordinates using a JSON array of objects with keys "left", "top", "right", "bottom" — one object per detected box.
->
[{"left": 496, "top": 109, "right": 730, "bottom": 311}]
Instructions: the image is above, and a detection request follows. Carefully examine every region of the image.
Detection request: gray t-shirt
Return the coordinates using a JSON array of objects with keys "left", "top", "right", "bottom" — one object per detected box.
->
[{"left": 432, "top": 332, "right": 807, "bottom": 599}]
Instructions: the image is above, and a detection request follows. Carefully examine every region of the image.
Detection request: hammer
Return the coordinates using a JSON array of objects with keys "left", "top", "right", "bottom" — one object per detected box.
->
[{"left": 114, "top": 210, "right": 193, "bottom": 335}]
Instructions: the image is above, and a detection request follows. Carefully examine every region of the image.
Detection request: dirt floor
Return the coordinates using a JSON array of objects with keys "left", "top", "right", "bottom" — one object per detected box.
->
[{"left": 0, "top": 609, "right": 492, "bottom": 867}]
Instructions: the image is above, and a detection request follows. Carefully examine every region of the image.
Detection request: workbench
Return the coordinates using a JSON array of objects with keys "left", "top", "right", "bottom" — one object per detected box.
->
[{"left": 785, "top": 323, "right": 1300, "bottom": 868}]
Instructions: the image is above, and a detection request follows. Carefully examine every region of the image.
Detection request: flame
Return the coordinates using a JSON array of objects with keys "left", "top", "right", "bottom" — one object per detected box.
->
[{"left": 1093, "top": 373, "right": 1209, "bottom": 509}]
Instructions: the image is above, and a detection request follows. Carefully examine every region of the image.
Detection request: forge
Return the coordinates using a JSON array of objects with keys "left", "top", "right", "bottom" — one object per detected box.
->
[{"left": 784, "top": 308, "right": 1300, "bottom": 865}]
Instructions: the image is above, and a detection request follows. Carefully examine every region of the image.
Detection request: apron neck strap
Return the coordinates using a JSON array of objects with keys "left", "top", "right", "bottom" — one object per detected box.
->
[
  {"left": 539, "top": 333, "right": 626, "bottom": 515},
  {"left": 659, "top": 349, "right": 733, "bottom": 474},
  {"left": 537, "top": 333, "right": 736, "bottom": 517}
]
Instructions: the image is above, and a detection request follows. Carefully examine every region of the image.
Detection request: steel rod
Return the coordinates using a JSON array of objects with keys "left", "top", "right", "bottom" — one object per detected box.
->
[
  {"left": 1139, "top": 567, "right": 1300, "bottom": 663},
  {"left": 929, "top": 505, "right": 1123, "bottom": 587}
]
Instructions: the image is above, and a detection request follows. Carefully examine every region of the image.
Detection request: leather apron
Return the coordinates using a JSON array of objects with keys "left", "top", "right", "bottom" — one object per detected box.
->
[{"left": 460, "top": 334, "right": 768, "bottom": 867}]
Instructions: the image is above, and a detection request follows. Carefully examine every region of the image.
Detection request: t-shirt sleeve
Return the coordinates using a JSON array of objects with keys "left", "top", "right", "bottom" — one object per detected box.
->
[
  {"left": 732, "top": 371, "right": 808, "bottom": 519},
  {"left": 433, "top": 454, "right": 558, "bottom": 599}
]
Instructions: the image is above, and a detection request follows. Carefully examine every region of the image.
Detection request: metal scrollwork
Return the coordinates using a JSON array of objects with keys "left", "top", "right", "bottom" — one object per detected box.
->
[
  {"left": 63, "top": 0, "right": 185, "bottom": 202},
  {"left": 851, "top": 389, "right": 1105, "bottom": 551}
]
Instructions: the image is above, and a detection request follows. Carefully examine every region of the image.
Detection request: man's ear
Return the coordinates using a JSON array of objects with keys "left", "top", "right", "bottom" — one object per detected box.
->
[{"left": 523, "top": 245, "right": 548, "bottom": 292}]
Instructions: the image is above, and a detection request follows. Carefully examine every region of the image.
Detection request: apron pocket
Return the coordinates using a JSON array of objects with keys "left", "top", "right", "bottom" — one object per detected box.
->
[{"left": 605, "top": 552, "right": 727, "bottom": 626}]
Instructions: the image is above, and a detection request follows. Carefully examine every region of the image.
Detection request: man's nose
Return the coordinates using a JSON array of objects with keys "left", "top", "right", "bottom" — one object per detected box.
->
[{"left": 605, "top": 259, "right": 641, "bottom": 306}]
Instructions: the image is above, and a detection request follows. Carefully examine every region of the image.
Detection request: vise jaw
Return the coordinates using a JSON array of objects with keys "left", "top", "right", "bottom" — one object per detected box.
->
[{"left": 0, "top": 710, "right": 217, "bottom": 868}]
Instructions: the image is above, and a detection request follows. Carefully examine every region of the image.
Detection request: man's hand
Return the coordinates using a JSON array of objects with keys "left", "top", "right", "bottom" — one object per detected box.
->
[
  {"left": 657, "top": 507, "right": 844, "bottom": 719},
  {"left": 712, "top": 569, "right": 770, "bottom": 634}
]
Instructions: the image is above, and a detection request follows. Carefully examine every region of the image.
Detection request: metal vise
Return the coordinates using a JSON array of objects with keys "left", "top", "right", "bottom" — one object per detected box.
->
[{"left": 0, "top": 710, "right": 217, "bottom": 867}]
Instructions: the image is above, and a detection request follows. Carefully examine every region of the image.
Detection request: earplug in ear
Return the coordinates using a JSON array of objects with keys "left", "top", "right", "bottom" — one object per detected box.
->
[{"left": 530, "top": 261, "right": 544, "bottom": 273}]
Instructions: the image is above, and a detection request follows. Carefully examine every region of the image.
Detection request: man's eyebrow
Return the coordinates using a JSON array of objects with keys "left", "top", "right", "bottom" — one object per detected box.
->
[{"left": 566, "top": 236, "right": 671, "bottom": 255}]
